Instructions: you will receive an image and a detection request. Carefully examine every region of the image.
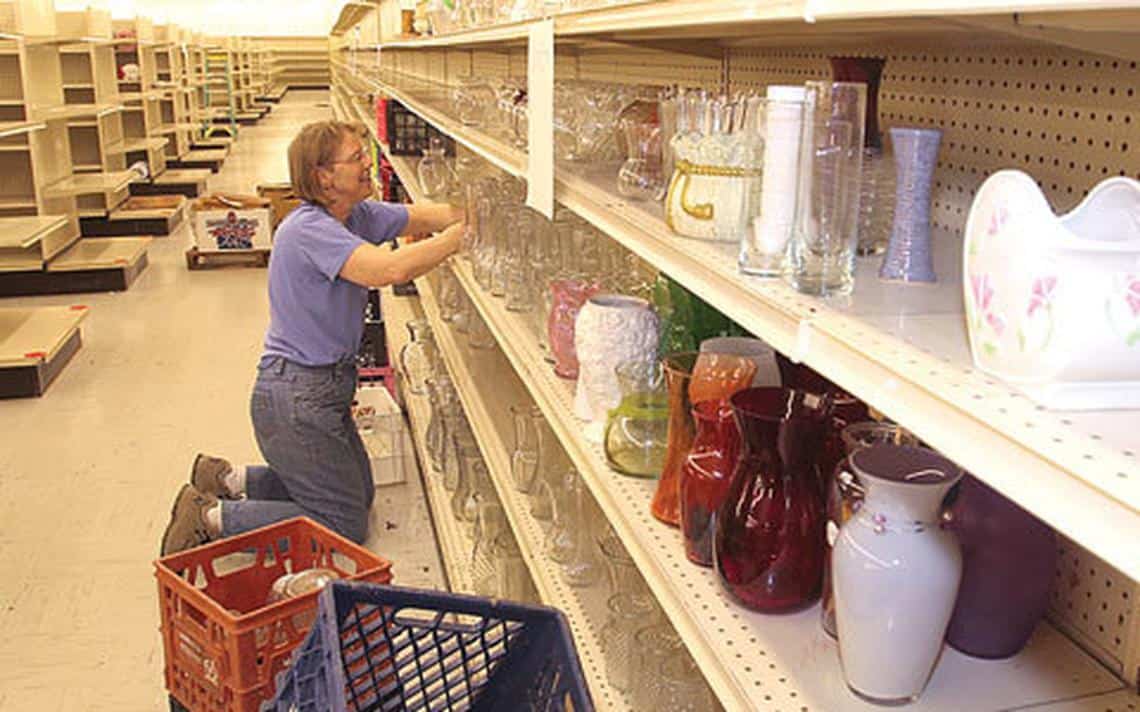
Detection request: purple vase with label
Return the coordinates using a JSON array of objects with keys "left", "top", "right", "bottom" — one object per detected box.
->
[
  {"left": 880, "top": 127, "right": 942, "bottom": 283},
  {"left": 944, "top": 475, "right": 1057, "bottom": 659}
]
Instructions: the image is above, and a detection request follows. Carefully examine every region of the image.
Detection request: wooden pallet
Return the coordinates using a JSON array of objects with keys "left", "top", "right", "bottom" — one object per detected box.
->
[
  {"left": 0, "top": 306, "right": 88, "bottom": 398},
  {"left": 168, "top": 149, "right": 227, "bottom": 174},
  {"left": 185, "top": 246, "right": 270, "bottom": 270},
  {"left": 80, "top": 195, "right": 187, "bottom": 237}
]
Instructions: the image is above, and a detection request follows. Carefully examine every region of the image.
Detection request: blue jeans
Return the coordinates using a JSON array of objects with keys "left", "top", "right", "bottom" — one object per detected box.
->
[{"left": 220, "top": 356, "right": 374, "bottom": 543}]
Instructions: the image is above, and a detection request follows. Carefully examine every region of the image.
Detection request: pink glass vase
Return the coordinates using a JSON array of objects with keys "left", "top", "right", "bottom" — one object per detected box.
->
[{"left": 547, "top": 278, "right": 600, "bottom": 379}]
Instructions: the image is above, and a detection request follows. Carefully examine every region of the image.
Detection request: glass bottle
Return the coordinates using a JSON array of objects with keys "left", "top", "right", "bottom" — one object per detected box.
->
[
  {"left": 460, "top": 457, "right": 493, "bottom": 537},
  {"left": 651, "top": 352, "right": 756, "bottom": 527},
  {"left": 495, "top": 532, "right": 533, "bottom": 601},
  {"left": 680, "top": 399, "right": 740, "bottom": 567},
  {"left": 504, "top": 208, "right": 535, "bottom": 313},
  {"left": 398, "top": 319, "right": 439, "bottom": 396},
  {"left": 604, "top": 358, "right": 669, "bottom": 477},
  {"left": 416, "top": 135, "right": 456, "bottom": 201},
  {"left": 713, "top": 387, "right": 832, "bottom": 612}
]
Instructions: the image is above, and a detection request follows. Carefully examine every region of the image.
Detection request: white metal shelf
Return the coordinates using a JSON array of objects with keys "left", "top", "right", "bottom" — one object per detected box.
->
[
  {"left": 345, "top": 64, "right": 1140, "bottom": 583},
  {"left": 433, "top": 250, "right": 1126, "bottom": 712},
  {"left": 379, "top": 286, "right": 476, "bottom": 595},
  {"left": 362, "top": 0, "right": 1138, "bottom": 51},
  {"left": 414, "top": 274, "right": 635, "bottom": 711}
]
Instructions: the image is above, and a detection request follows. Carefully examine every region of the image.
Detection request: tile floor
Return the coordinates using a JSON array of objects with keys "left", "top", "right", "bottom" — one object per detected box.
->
[{"left": 0, "top": 90, "right": 445, "bottom": 711}]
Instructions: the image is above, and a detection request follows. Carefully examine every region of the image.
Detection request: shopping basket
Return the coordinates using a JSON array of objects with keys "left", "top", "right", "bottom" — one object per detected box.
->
[{"left": 262, "top": 581, "right": 595, "bottom": 711}]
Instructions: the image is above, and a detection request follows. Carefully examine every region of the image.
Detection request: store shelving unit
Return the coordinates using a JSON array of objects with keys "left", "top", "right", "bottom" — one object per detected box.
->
[
  {"left": 379, "top": 284, "right": 477, "bottom": 595},
  {"left": 0, "top": 1, "right": 150, "bottom": 295},
  {"left": 251, "top": 35, "right": 330, "bottom": 93},
  {"left": 0, "top": 304, "right": 88, "bottom": 398},
  {"left": 152, "top": 24, "right": 195, "bottom": 161},
  {"left": 345, "top": 0, "right": 1140, "bottom": 708},
  {"left": 111, "top": 16, "right": 168, "bottom": 181}
]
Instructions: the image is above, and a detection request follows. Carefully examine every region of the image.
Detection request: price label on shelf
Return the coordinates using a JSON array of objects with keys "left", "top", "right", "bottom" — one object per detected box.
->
[{"left": 526, "top": 18, "right": 554, "bottom": 219}]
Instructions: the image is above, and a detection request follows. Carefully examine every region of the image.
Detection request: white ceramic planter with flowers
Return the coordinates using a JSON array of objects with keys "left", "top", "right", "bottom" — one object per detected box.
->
[{"left": 963, "top": 170, "right": 1140, "bottom": 410}]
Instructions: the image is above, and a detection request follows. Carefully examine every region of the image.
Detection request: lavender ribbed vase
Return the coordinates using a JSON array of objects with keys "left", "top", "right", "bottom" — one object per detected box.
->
[{"left": 879, "top": 127, "right": 942, "bottom": 283}]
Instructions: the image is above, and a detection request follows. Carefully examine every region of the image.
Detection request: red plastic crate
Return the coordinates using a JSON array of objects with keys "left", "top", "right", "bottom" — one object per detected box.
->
[{"left": 154, "top": 517, "right": 393, "bottom": 712}]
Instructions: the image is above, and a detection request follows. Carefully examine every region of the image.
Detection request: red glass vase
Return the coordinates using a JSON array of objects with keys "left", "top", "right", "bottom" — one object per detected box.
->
[
  {"left": 713, "top": 387, "right": 832, "bottom": 612},
  {"left": 681, "top": 400, "right": 740, "bottom": 566}
]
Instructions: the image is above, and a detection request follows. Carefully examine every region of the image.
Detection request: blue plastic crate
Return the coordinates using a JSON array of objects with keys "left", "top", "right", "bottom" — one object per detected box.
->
[{"left": 262, "top": 581, "right": 595, "bottom": 712}]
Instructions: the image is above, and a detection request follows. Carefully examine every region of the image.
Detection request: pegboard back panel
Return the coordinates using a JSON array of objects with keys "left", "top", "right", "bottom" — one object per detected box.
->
[
  {"left": 1050, "top": 536, "right": 1140, "bottom": 683},
  {"left": 575, "top": 45, "right": 720, "bottom": 88},
  {"left": 727, "top": 43, "right": 1139, "bottom": 235}
]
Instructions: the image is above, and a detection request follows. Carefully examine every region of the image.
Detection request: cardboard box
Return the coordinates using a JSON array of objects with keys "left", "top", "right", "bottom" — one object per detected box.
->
[
  {"left": 256, "top": 181, "right": 302, "bottom": 232},
  {"left": 352, "top": 384, "right": 414, "bottom": 487},
  {"left": 191, "top": 194, "right": 272, "bottom": 252}
]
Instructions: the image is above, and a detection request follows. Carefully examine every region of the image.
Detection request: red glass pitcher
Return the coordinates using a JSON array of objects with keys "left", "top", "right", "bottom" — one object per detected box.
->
[{"left": 713, "top": 387, "right": 833, "bottom": 612}]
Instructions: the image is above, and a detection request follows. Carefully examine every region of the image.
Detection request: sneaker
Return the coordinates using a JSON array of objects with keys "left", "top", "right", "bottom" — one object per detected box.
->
[
  {"left": 160, "top": 484, "right": 218, "bottom": 556},
  {"left": 191, "top": 453, "right": 236, "bottom": 499}
]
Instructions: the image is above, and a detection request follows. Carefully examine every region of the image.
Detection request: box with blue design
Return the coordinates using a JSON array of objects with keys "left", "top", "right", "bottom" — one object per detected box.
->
[{"left": 191, "top": 194, "right": 273, "bottom": 253}]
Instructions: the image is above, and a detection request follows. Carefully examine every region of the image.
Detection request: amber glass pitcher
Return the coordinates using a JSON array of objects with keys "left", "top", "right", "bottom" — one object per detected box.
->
[{"left": 650, "top": 352, "right": 755, "bottom": 526}]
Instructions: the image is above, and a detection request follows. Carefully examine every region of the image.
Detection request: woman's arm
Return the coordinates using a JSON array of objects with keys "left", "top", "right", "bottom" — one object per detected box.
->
[
  {"left": 340, "top": 221, "right": 463, "bottom": 287},
  {"left": 402, "top": 203, "right": 464, "bottom": 236}
]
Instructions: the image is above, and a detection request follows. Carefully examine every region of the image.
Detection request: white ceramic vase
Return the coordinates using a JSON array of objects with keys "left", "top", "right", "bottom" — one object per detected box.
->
[
  {"left": 963, "top": 170, "right": 1140, "bottom": 409},
  {"left": 573, "top": 295, "right": 659, "bottom": 441},
  {"left": 833, "top": 444, "right": 963, "bottom": 705}
]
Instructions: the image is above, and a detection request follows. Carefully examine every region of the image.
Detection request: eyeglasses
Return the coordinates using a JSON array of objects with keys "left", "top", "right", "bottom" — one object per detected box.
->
[{"left": 327, "top": 148, "right": 371, "bottom": 166}]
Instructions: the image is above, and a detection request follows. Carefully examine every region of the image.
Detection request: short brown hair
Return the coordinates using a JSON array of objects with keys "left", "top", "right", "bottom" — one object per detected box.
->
[{"left": 287, "top": 120, "right": 368, "bottom": 205}]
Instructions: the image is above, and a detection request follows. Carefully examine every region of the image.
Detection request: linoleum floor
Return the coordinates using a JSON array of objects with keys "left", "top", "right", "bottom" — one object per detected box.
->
[{"left": 0, "top": 90, "right": 445, "bottom": 711}]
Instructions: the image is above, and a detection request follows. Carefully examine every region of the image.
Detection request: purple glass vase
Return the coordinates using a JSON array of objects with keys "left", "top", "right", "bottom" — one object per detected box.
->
[
  {"left": 879, "top": 127, "right": 942, "bottom": 283},
  {"left": 945, "top": 475, "right": 1057, "bottom": 658}
]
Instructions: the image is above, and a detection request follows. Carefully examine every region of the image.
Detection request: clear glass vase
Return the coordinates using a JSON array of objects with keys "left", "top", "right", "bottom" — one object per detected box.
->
[
  {"left": 785, "top": 81, "right": 867, "bottom": 297},
  {"left": 599, "top": 593, "right": 662, "bottom": 692},
  {"left": 398, "top": 319, "right": 440, "bottom": 396},
  {"left": 544, "top": 467, "right": 576, "bottom": 564},
  {"left": 453, "top": 75, "right": 495, "bottom": 127},
  {"left": 417, "top": 136, "right": 456, "bottom": 201},
  {"left": 604, "top": 358, "right": 669, "bottom": 477},
  {"left": 424, "top": 375, "right": 457, "bottom": 473},
  {"left": 617, "top": 118, "right": 665, "bottom": 202},
  {"left": 560, "top": 470, "right": 603, "bottom": 588},
  {"left": 509, "top": 404, "right": 542, "bottom": 494}
]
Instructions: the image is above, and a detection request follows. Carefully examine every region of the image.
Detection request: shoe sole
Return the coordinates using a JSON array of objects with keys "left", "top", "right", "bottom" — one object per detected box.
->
[{"left": 160, "top": 484, "right": 193, "bottom": 557}]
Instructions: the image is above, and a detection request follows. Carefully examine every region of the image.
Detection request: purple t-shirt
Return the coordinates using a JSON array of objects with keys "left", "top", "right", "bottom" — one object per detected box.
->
[{"left": 260, "top": 200, "right": 409, "bottom": 367}]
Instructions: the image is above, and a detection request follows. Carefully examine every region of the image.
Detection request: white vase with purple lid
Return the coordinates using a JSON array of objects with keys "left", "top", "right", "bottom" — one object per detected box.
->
[{"left": 832, "top": 443, "right": 963, "bottom": 705}]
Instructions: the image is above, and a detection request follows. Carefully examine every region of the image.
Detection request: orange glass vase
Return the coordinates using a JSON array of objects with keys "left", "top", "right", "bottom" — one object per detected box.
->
[{"left": 651, "top": 352, "right": 757, "bottom": 526}]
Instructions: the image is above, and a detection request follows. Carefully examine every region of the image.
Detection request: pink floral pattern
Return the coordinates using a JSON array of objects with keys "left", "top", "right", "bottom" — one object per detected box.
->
[
  {"left": 1126, "top": 275, "right": 1140, "bottom": 317},
  {"left": 1027, "top": 276, "right": 1057, "bottom": 318},
  {"left": 986, "top": 204, "right": 1009, "bottom": 237},
  {"left": 971, "top": 274, "right": 993, "bottom": 312},
  {"left": 985, "top": 312, "right": 1006, "bottom": 336}
]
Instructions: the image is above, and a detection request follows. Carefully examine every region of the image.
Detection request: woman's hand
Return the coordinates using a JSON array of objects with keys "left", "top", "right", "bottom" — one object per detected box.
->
[{"left": 403, "top": 203, "right": 464, "bottom": 236}]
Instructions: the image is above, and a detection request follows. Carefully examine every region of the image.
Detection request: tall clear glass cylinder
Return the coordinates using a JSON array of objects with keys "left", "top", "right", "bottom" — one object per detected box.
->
[{"left": 785, "top": 81, "right": 866, "bottom": 297}]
